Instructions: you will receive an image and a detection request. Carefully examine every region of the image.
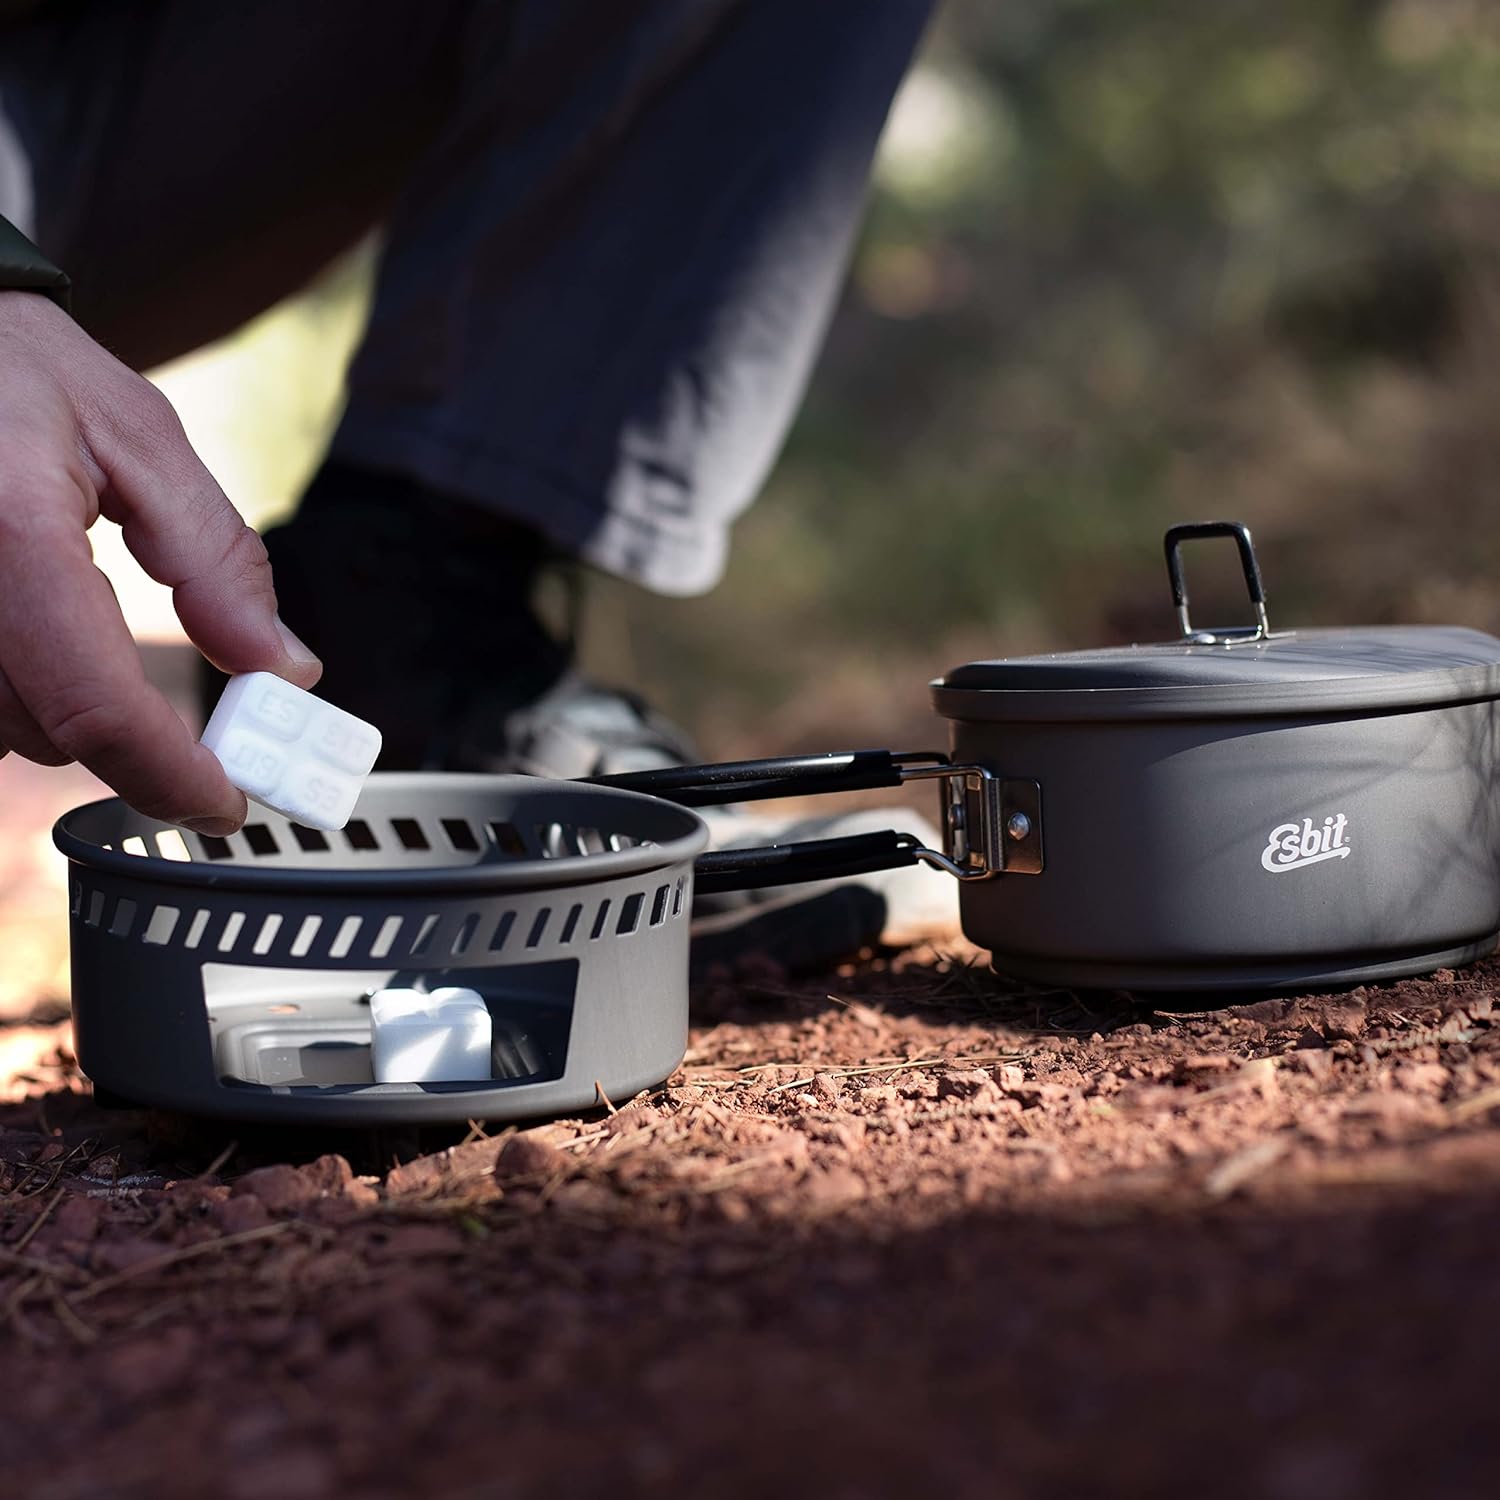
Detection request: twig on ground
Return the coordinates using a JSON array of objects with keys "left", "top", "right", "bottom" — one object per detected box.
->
[
  {"left": 1203, "top": 1136, "right": 1292, "bottom": 1200},
  {"left": 70, "top": 1220, "right": 297, "bottom": 1304},
  {"left": 599, "top": 1114, "right": 678, "bottom": 1155},
  {"left": 768, "top": 1052, "right": 1023, "bottom": 1095},
  {"left": 1365, "top": 1027, "right": 1478, "bottom": 1056},
  {"left": 1448, "top": 1085, "right": 1500, "bottom": 1123},
  {"left": 559, "top": 1126, "right": 612, "bottom": 1151},
  {"left": 0, "top": 1244, "right": 87, "bottom": 1282},
  {"left": 3, "top": 1272, "right": 42, "bottom": 1329},
  {"left": 11, "top": 1185, "right": 65, "bottom": 1254},
  {"left": 50, "top": 1287, "right": 97, "bottom": 1345},
  {"left": 682, "top": 1058, "right": 819, "bottom": 1078},
  {"left": 647, "top": 1151, "right": 788, "bottom": 1200},
  {"left": 8, "top": 1290, "right": 53, "bottom": 1346},
  {"left": 121, "top": 1295, "right": 195, "bottom": 1335},
  {"left": 196, "top": 1139, "right": 239, "bottom": 1181},
  {"left": 1, "top": 1137, "right": 102, "bottom": 1198}
]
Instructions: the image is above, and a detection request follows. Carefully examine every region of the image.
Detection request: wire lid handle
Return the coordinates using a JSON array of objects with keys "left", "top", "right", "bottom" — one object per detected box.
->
[{"left": 1163, "top": 520, "right": 1272, "bottom": 642}]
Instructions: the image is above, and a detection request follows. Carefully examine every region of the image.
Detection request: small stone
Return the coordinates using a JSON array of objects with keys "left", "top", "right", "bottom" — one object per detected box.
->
[
  {"left": 1227, "top": 998, "right": 1294, "bottom": 1028},
  {"left": 1177, "top": 1054, "right": 1234, "bottom": 1074},
  {"left": 1400, "top": 1061, "right": 1450, "bottom": 1096},
  {"left": 90, "top": 1237, "right": 165, "bottom": 1275},
  {"left": 166, "top": 1180, "right": 230, "bottom": 1214},
  {"left": 1006, "top": 1081, "right": 1073, "bottom": 1109},
  {"left": 1321, "top": 1002, "right": 1367, "bottom": 1042},
  {"left": 302, "top": 1153, "right": 378, "bottom": 1206},
  {"left": 1290, "top": 1049, "right": 1335, "bottom": 1082},
  {"left": 493, "top": 1132, "right": 570, "bottom": 1183},
  {"left": 50, "top": 1193, "right": 103, "bottom": 1243},
  {"left": 737, "top": 1121, "right": 810, "bottom": 1165},
  {"left": 213, "top": 1194, "right": 272, "bottom": 1234},
  {"left": 1240, "top": 1057, "right": 1282, "bottom": 1096},
  {"left": 232, "top": 1154, "right": 372, "bottom": 1214},
  {"left": 812, "top": 1072, "right": 843, "bottom": 1104},
  {"left": 606, "top": 1103, "right": 660, "bottom": 1136},
  {"left": 938, "top": 1068, "right": 996, "bottom": 1100},
  {"left": 231, "top": 1163, "right": 304, "bottom": 1213},
  {"left": 384, "top": 1155, "right": 450, "bottom": 1198},
  {"left": 551, "top": 1179, "right": 618, "bottom": 1214},
  {"left": 803, "top": 1166, "right": 867, "bottom": 1207}
]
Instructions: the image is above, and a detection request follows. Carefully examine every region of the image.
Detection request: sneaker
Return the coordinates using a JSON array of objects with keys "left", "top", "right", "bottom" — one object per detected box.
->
[
  {"left": 442, "top": 669, "right": 700, "bottom": 779},
  {"left": 205, "top": 464, "right": 573, "bottom": 769}
]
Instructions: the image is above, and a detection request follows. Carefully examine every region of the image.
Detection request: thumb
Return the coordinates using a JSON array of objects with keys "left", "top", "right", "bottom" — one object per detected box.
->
[{"left": 86, "top": 378, "right": 322, "bottom": 688}]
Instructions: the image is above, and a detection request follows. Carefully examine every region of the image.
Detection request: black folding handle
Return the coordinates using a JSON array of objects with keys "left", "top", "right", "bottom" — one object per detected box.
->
[
  {"left": 591, "top": 749, "right": 911, "bottom": 810},
  {"left": 694, "top": 830, "right": 920, "bottom": 895},
  {"left": 1162, "top": 521, "right": 1271, "bottom": 640},
  {"left": 589, "top": 750, "right": 947, "bottom": 892}
]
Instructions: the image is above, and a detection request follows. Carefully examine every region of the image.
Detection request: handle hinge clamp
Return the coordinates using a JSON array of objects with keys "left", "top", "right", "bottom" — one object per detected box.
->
[{"left": 893, "top": 755, "right": 1043, "bottom": 880}]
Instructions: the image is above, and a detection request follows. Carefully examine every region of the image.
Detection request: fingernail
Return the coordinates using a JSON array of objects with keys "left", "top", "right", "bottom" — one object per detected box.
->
[
  {"left": 182, "top": 814, "right": 241, "bottom": 838},
  {"left": 274, "top": 615, "right": 321, "bottom": 669}
]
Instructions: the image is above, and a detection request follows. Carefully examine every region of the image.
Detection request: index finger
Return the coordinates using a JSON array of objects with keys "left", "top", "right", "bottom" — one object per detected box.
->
[
  {"left": 0, "top": 506, "right": 247, "bottom": 832},
  {"left": 84, "top": 375, "right": 321, "bottom": 687}
]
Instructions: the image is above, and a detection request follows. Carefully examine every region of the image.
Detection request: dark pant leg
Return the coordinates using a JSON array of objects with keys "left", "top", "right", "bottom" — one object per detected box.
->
[{"left": 335, "top": 0, "right": 934, "bottom": 595}]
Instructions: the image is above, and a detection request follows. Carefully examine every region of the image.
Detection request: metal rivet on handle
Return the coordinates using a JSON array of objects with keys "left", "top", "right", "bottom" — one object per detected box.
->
[{"left": 1006, "top": 812, "right": 1032, "bottom": 842}]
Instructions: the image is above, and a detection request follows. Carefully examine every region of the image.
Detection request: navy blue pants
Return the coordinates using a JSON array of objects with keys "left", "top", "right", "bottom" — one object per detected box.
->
[{"left": 0, "top": 0, "right": 931, "bottom": 594}]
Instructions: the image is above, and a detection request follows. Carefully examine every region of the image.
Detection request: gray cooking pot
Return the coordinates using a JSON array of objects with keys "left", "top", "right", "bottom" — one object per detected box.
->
[
  {"left": 620, "top": 522, "right": 1500, "bottom": 993},
  {"left": 933, "top": 526, "right": 1500, "bottom": 993}
]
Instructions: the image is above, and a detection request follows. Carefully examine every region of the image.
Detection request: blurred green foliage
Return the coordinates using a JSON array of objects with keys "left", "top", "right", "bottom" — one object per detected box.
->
[{"left": 601, "top": 0, "right": 1500, "bottom": 748}]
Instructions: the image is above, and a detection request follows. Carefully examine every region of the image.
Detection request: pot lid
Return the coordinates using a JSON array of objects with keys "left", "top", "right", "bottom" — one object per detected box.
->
[
  {"left": 931, "top": 523, "right": 1500, "bottom": 722},
  {"left": 932, "top": 625, "right": 1500, "bottom": 722}
]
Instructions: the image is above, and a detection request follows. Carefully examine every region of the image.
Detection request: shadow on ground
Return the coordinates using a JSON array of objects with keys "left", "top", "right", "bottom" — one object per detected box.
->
[{"left": 3, "top": 950, "right": 1499, "bottom": 1498}]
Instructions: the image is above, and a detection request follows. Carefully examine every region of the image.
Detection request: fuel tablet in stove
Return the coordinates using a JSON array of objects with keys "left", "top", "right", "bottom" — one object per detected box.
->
[
  {"left": 369, "top": 987, "right": 493, "bottom": 1084},
  {"left": 200, "top": 671, "right": 382, "bottom": 832}
]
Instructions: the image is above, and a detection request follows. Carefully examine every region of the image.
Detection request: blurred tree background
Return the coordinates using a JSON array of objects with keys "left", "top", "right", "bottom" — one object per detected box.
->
[
  {"left": 592, "top": 0, "right": 1500, "bottom": 750},
  {"left": 148, "top": 0, "right": 1500, "bottom": 752}
]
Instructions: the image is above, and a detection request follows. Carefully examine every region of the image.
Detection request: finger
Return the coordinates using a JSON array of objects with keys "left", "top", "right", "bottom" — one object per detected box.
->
[
  {"left": 78, "top": 370, "right": 322, "bottom": 689},
  {"left": 0, "top": 661, "right": 70, "bottom": 765},
  {"left": 0, "top": 482, "right": 248, "bottom": 831}
]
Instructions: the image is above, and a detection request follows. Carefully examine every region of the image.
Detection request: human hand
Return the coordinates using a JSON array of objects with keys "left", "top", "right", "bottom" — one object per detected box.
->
[{"left": 0, "top": 290, "right": 321, "bottom": 833}]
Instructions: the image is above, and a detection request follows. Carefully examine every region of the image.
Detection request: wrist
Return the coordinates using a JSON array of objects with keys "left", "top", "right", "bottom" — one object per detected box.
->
[{"left": 0, "top": 215, "right": 69, "bottom": 310}]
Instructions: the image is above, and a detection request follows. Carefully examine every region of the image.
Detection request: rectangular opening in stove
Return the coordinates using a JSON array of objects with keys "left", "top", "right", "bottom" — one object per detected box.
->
[{"left": 200, "top": 959, "right": 577, "bottom": 1094}]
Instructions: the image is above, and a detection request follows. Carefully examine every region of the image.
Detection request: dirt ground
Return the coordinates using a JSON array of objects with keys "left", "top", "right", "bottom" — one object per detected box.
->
[{"left": 3, "top": 938, "right": 1500, "bottom": 1500}]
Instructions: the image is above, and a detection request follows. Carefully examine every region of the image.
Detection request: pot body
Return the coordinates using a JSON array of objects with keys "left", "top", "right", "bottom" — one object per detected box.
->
[{"left": 945, "top": 700, "right": 1500, "bottom": 991}]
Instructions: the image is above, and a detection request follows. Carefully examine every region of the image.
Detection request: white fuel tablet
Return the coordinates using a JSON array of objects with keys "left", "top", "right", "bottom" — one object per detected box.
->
[
  {"left": 369, "top": 987, "right": 493, "bottom": 1084},
  {"left": 200, "top": 672, "right": 382, "bottom": 832}
]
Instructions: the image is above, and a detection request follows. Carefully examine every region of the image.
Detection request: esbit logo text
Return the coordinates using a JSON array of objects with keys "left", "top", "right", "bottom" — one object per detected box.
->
[{"left": 1261, "top": 814, "right": 1351, "bottom": 874}]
